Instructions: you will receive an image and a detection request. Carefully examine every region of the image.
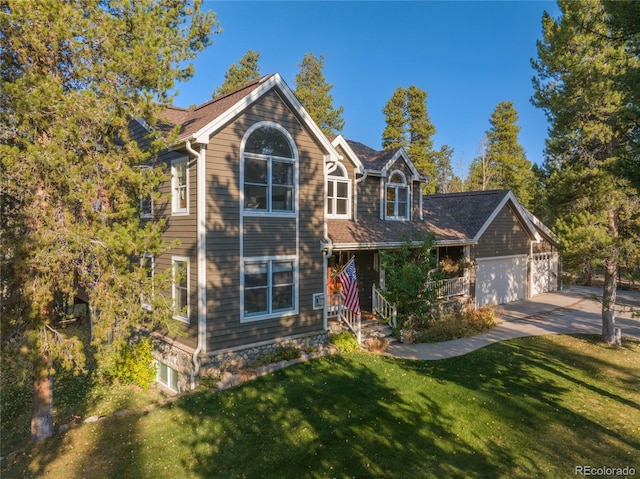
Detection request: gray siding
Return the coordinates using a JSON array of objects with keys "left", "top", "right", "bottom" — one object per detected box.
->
[
  {"left": 204, "top": 89, "right": 325, "bottom": 353},
  {"left": 474, "top": 204, "right": 530, "bottom": 258}
]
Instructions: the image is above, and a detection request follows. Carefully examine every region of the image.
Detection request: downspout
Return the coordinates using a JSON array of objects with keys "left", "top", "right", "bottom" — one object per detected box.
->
[
  {"left": 185, "top": 139, "right": 207, "bottom": 389},
  {"left": 322, "top": 156, "right": 334, "bottom": 332}
]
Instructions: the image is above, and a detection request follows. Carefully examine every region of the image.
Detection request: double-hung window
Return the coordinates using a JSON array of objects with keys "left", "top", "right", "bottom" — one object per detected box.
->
[
  {"left": 172, "top": 159, "right": 188, "bottom": 214},
  {"left": 243, "top": 258, "right": 296, "bottom": 320},
  {"left": 243, "top": 124, "right": 296, "bottom": 213},
  {"left": 172, "top": 257, "right": 189, "bottom": 322},
  {"left": 327, "top": 163, "right": 351, "bottom": 218},
  {"left": 385, "top": 171, "right": 409, "bottom": 220}
]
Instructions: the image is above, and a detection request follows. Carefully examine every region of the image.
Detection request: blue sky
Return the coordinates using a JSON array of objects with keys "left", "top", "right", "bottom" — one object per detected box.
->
[{"left": 174, "top": 1, "right": 561, "bottom": 178}]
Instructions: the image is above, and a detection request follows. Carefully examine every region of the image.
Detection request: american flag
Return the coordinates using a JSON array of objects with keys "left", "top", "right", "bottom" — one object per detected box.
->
[{"left": 338, "top": 259, "right": 360, "bottom": 315}]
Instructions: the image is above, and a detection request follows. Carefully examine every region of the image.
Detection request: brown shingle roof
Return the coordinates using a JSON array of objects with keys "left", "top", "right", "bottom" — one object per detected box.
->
[
  {"left": 158, "top": 75, "right": 273, "bottom": 140},
  {"left": 345, "top": 140, "right": 402, "bottom": 171},
  {"left": 327, "top": 190, "right": 513, "bottom": 247},
  {"left": 423, "top": 190, "right": 510, "bottom": 241}
]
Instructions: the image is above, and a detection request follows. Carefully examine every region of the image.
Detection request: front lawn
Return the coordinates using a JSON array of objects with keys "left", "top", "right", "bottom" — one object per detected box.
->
[{"left": 2, "top": 335, "right": 639, "bottom": 478}]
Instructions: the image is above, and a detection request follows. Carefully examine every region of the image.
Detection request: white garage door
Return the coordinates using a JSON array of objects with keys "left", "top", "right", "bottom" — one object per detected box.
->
[
  {"left": 531, "top": 252, "right": 558, "bottom": 296},
  {"left": 476, "top": 255, "right": 527, "bottom": 307}
]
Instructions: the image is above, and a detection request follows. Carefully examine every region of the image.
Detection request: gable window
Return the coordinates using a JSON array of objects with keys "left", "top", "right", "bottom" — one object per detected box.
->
[
  {"left": 385, "top": 171, "right": 409, "bottom": 220},
  {"left": 242, "top": 123, "right": 297, "bottom": 213},
  {"left": 327, "top": 163, "right": 351, "bottom": 218},
  {"left": 172, "top": 257, "right": 189, "bottom": 322},
  {"left": 243, "top": 257, "right": 297, "bottom": 320},
  {"left": 172, "top": 159, "right": 188, "bottom": 214}
]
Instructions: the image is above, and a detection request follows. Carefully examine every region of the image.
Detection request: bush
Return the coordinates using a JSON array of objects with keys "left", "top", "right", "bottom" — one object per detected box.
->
[
  {"left": 329, "top": 331, "right": 360, "bottom": 353},
  {"left": 108, "top": 337, "right": 156, "bottom": 389},
  {"left": 401, "top": 305, "right": 496, "bottom": 344}
]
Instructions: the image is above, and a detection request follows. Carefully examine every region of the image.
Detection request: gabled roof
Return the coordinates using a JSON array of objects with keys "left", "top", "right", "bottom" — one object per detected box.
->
[
  {"left": 154, "top": 73, "right": 340, "bottom": 161},
  {"left": 422, "top": 190, "right": 539, "bottom": 243},
  {"left": 344, "top": 140, "right": 425, "bottom": 180},
  {"left": 330, "top": 135, "right": 365, "bottom": 173}
]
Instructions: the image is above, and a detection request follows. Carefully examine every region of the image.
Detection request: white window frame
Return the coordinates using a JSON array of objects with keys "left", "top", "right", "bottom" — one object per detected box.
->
[
  {"left": 385, "top": 170, "right": 410, "bottom": 220},
  {"left": 172, "top": 256, "right": 190, "bottom": 323},
  {"left": 156, "top": 361, "right": 178, "bottom": 391},
  {"left": 241, "top": 122, "right": 298, "bottom": 217},
  {"left": 141, "top": 253, "right": 154, "bottom": 311},
  {"left": 171, "top": 158, "right": 189, "bottom": 215},
  {"left": 241, "top": 256, "right": 298, "bottom": 322},
  {"left": 327, "top": 163, "right": 351, "bottom": 219}
]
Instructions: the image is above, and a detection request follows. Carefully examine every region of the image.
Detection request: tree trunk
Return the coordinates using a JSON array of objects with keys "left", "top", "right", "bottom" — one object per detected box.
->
[
  {"left": 31, "top": 354, "right": 54, "bottom": 442},
  {"left": 602, "top": 205, "right": 621, "bottom": 346}
]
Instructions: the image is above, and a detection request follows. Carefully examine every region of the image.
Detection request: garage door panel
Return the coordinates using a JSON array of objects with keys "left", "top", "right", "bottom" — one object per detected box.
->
[{"left": 476, "top": 256, "right": 527, "bottom": 306}]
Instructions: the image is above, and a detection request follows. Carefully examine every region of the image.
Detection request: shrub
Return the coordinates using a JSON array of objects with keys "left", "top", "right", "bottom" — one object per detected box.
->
[
  {"left": 329, "top": 331, "right": 360, "bottom": 353},
  {"left": 108, "top": 337, "right": 156, "bottom": 389},
  {"left": 401, "top": 305, "right": 497, "bottom": 344}
]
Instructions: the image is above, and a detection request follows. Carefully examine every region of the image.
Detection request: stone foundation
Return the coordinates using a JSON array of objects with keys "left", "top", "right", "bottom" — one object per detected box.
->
[
  {"left": 151, "top": 339, "right": 194, "bottom": 393},
  {"left": 201, "top": 331, "right": 329, "bottom": 377}
]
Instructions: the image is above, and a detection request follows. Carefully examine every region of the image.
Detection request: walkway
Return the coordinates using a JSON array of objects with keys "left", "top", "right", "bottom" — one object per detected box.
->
[{"left": 385, "top": 286, "right": 640, "bottom": 360}]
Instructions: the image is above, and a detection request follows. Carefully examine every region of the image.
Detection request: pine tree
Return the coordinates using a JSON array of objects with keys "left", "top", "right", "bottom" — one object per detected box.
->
[
  {"left": 0, "top": 0, "right": 217, "bottom": 441},
  {"left": 532, "top": 0, "right": 640, "bottom": 345},
  {"left": 213, "top": 49, "right": 261, "bottom": 97},
  {"left": 381, "top": 85, "right": 445, "bottom": 191},
  {"left": 466, "top": 102, "right": 534, "bottom": 206},
  {"left": 293, "top": 53, "right": 344, "bottom": 136}
]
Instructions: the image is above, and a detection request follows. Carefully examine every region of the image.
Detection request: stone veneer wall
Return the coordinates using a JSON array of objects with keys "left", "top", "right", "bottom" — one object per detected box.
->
[
  {"left": 153, "top": 331, "right": 329, "bottom": 392},
  {"left": 201, "top": 331, "right": 329, "bottom": 377}
]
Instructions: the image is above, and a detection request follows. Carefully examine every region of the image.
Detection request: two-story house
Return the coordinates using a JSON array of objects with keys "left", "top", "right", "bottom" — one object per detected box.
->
[{"left": 138, "top": 74, "right": 558, "bottom": 392}]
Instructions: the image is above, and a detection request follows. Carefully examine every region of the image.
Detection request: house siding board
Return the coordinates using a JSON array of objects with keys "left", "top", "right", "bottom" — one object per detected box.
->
[
  {"left": 243, "top": 217, "right": 296, "bottom": 257},
  {"left": 357, "top": 176, "right": 381, "bottom": 219},
  {"left": 475, "top": 204, "right": 530, "bottom": 258},
  {"left": 203, "top": 89, "right": 325, "bottom": 353}
]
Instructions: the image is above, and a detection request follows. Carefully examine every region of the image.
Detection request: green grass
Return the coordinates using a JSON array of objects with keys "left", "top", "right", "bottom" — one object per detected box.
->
[{"left": 2, "top": 335, "right": 639, "bottom": 478}]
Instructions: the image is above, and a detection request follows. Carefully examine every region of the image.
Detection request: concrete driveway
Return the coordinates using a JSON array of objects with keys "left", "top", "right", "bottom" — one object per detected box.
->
[{"left": 385, "top": 286, "right": 640, "bottom": 360}]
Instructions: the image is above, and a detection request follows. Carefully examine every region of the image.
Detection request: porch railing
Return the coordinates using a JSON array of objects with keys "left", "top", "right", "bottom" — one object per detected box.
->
[
  {"left": 326, "top": 293, "right": 361, "bottom": 343},
  {"left": 372, "top": 284, "right": 397, "bottom": 328},
  {"left": 424, "top": 276, "right": 469, "bottom": 299}
]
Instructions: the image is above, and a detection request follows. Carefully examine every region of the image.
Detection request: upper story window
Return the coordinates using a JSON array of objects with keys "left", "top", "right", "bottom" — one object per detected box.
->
[
  {"left": 141, "top": 253, "right": 154, "bottom": 311},
  {"left": 171, "top": 158, "right": 188, "bottom": 215},
  {"left": 242, "top": 123, "right": 297, "bottom": 214},
  {"left": 327, "top": 163, "right": 351, "bottom": 219},
  {"left": 385, "top": 170, "right": 409, "bottom": 220}
]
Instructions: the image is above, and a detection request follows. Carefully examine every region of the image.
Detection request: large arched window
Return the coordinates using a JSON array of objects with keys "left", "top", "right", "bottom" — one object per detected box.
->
[
  {"left": 385, "top": 170, "right": 409, "bottom": 220},
  {"left": 242, "top": 123, "right": 297, "bottom": 213},
  {"left": 327, "top": 163, "right": 351, "bottom": 218}
]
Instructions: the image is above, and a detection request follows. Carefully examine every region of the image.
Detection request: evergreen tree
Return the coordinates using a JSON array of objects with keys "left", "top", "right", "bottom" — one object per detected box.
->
[
  {"left": 381, "top": 85, "right": 445, "bottom": 191},
  {"left": 293, "top": 53, "right": 344, "bottom": 136},
  {"left": 466, "top": 102, "right": 534, "bottom": 206},
  {"left": 213, "top": 49, "right": 261, "bottom": 97},
  {"left": 0, "top": 0, "right": 218, "bottom": 441},
  {"left": 532, "top": 0, "right": 640, "bottom": 345},
  {"left": 433, "top": 145, "right": 459, "bottom": 194},
  {"left": 381, "top": 86, "right": 407, "bottom": 150}
]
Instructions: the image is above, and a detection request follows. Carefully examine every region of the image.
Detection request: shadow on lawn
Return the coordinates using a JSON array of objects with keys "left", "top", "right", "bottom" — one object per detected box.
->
[
  {"left": 175, "top": 356, "right": 512, "bottom": 479},
  {"left": 399, "top": 334, "right": 640, "bottom": 474}
]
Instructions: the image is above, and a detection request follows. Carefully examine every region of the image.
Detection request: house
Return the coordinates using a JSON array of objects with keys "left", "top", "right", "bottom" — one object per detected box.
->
[
  {"left": 136, "top": 74, "right": 558, "bottom": 392},
  {"left": 134, "top": 74, "right": 339, "bottom": 392},
  {"left": 326, "top": 138, "right": 558, "bottom": 312}
]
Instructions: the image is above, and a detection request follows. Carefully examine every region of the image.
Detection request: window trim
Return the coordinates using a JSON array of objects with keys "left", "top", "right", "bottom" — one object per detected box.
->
[
  {"left": 385, "top": 170, "right": 410, "bottom": 221},
  {"left": 326, "top": 163, "right": 351, "bottom": 219},
  {"left": 171, "top": 157, "right": 189, "bottom": 216},
  {"left": 240, "top": 122, "right": 298, "bottom": 217},
  {"left": 172, "top": 256, "right": 190, "bottom": 323},
  {"left": 156, "top": 361, "right": 178, "bottom": 391},
  {"left": 241, "top": 255, "right": 298, "bottom": 322},
  {"left": 141, "top": 253, "right": 154, "bottom": 311}
]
